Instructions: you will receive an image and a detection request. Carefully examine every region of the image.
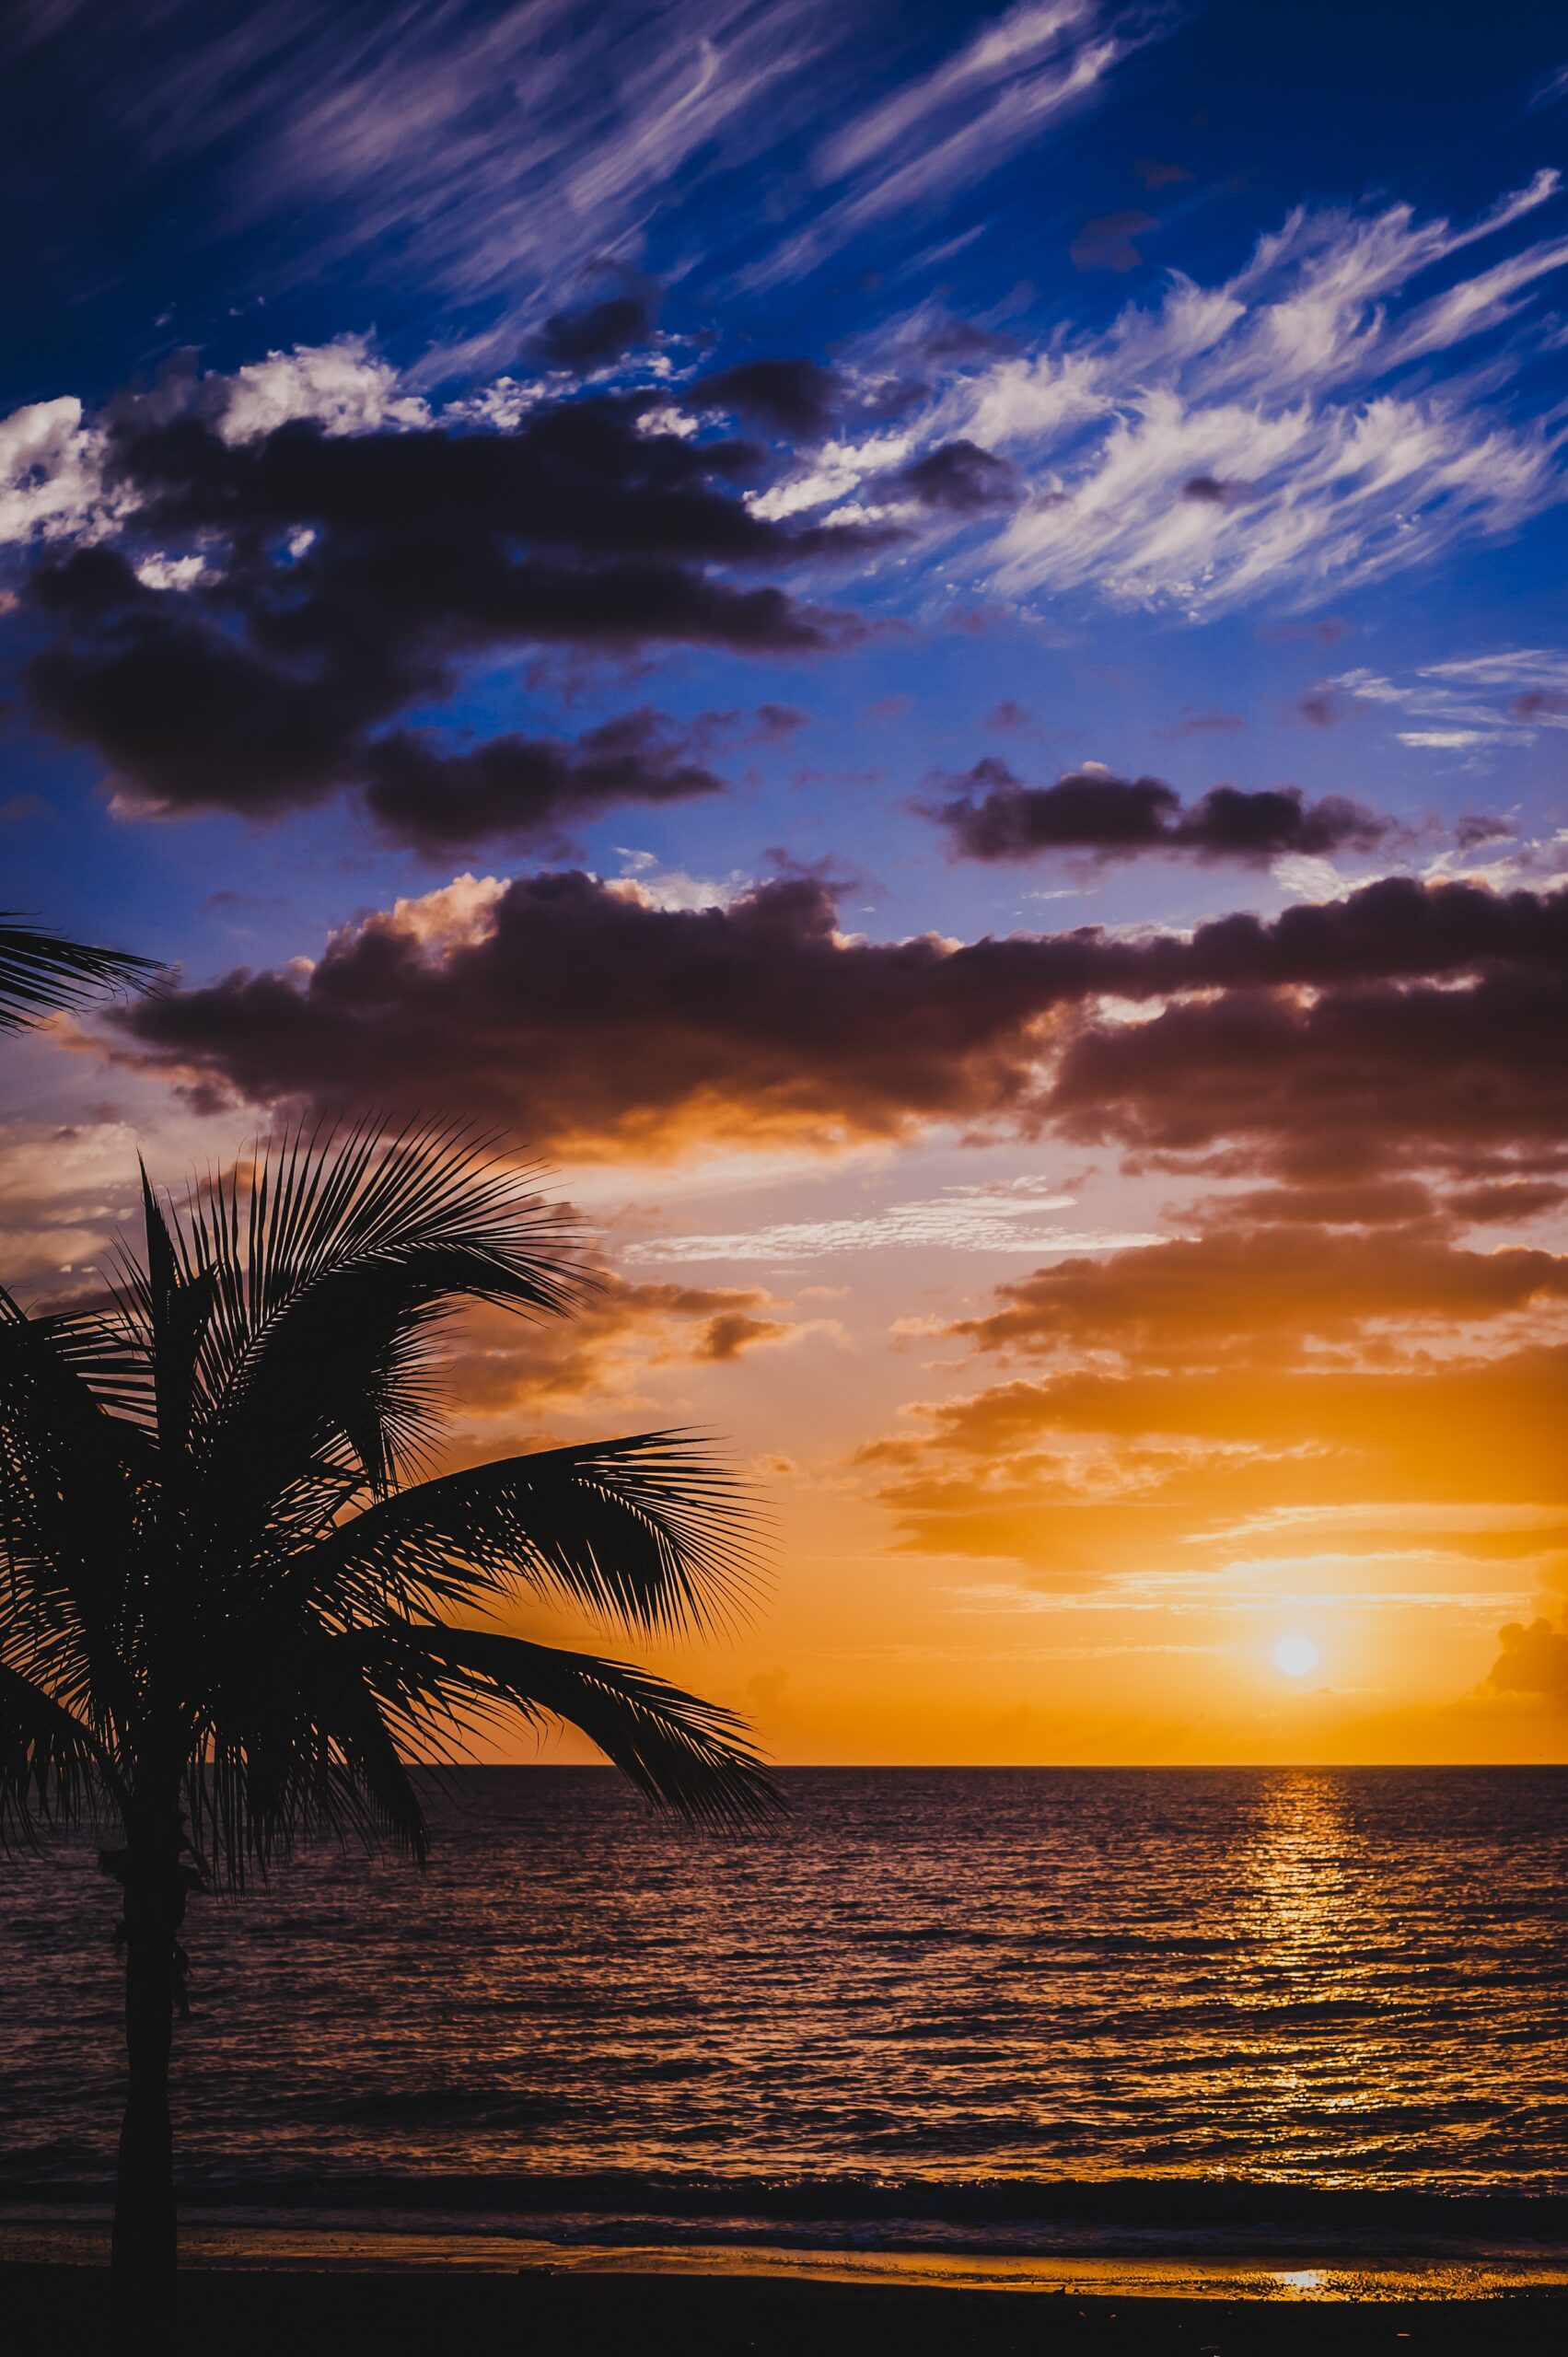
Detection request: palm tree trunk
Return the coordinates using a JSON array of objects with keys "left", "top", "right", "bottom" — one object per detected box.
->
[{"left": 110, "top": 1854, "right": 179, "bottom": 2283}]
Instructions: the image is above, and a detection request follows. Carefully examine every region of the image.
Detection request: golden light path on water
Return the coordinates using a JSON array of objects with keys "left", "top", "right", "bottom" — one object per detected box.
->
[{"left": 3, "top": 1771, "right": 1564, "bottom": 2287}]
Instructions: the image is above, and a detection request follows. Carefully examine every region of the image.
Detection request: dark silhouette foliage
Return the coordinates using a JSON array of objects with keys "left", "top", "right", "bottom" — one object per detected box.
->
[
  {"left": 0, "top": 911, "right": 160, "bottom": 1029},
  {"left": 0, "top": 1119, "right": 777, "bottom": 2291}
]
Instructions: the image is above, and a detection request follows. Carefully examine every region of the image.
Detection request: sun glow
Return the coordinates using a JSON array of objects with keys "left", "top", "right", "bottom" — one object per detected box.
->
[{"left": 1274, "top": 1635, "right": 1320, "bottom": 1679}]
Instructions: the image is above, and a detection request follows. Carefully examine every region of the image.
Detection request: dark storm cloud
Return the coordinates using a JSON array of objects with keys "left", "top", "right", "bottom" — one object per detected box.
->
[
  {"left": 1144, "top": 874, "right": 1568, "bottom": 992},
  {"left": 894, "top": 440, "right": 1024, "bottom": 515},
  {"left": 108, "top": 869, "right": 1093, "bottom": 1154},
  {"left": 360, "top": 710, "right": 727, "bottom": 856},
  {"left": 928, "top": 761, "right": 1392, "bottom": 865},
  {"left": 27, "top": 550, "right": 401, "bottom": 815},
  {"left": 104, "top": 871, "right": 1568, "bottom": 1167},
  {"left": 1194, "top": 1179, "right": 1443, "bottom": 1226},
  {"left": 21, "top": 399, "right": 878, "bottom": 820},
  {"left": 536, "top": 291, "right": 658, "bottom": 370},
  {"left": 686, "top": 359, "right": 844, "bottom": 439},
  {"left": 1047, "top": 965, "right": 1568, "bottom": 1180}
]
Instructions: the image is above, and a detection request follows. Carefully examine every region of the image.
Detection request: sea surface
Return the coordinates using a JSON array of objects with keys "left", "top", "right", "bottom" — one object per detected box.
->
[{"left": 3, "top": 1769, "right": 1566, "bottom": 2286}]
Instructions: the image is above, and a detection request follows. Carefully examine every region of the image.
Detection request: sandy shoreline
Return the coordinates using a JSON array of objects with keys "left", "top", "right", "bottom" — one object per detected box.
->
[
  {"left": 5, "top": 2215, "right": 1568, "bottom": 2301},
  {"left": 6, "top": 2262, "right": 1568, "bottom": 2352}
]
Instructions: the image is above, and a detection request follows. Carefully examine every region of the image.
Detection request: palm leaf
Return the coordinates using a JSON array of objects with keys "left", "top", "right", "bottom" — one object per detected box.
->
[
  {"left": 0, "top": 1293, "right": 150, "bottom": 1730},
  {"left": 164, "top": 1120, "right": 588, "bottom": 1501},
  {"left": 306, "top": 1431, "right": 760, "bottom": 1636},
  {"left": 196, "top": 1624, "right": 430, "bottom": 1882},
  {"left": 0, "top": 914, "right": 160, "bottom": 1031},
  {"left": 2, "top": 1126, "right": 778, "bottom": 1874},
  {"left": 360, "top": 1623, "right": 782, "bottom": 1827},
  {"left": 0, "top": 1660, "right": 122, "bottom": 1843}
]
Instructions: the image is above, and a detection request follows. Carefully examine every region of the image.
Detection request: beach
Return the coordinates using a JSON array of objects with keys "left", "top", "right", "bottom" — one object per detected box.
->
[{"left": 6, "top": 2264, "right": 1568, "bottom": 2354}]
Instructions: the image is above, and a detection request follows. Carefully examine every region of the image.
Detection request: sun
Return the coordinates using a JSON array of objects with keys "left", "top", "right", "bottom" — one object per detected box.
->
[{"left": 1274, "top": 1635, "right": 1319, "bottom": 1678}]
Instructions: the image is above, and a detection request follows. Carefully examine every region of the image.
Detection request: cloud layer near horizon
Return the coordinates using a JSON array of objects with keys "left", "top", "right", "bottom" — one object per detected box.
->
[
  {"left": 856, "top": 1202, "right": 1568, "bottom": 1610},
  {"left": 104, "top": 868, "right": 1568, "bottom": 1173}
]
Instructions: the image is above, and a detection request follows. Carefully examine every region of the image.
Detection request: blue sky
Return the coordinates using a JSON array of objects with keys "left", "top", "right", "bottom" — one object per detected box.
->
[{"left": 3, "top": 0, "right": 1565, "bottom": 965}]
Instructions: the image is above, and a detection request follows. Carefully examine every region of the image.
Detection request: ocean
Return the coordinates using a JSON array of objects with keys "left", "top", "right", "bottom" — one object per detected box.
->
[{"left": 3, "top": 1768, "right": 1565, "bottom": 2292}]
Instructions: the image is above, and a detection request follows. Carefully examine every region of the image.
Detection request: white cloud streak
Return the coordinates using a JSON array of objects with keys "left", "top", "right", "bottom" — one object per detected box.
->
[
  {"left": 217, "top": 334, "right": 431, "bottom": 442},
  {"left": 625, "top": 1178, "right": 1159, "bottom": 1261},
  {"left": 748, "top": 2, "right": 1136, "bottom": 290},
  {"left": 0, "top": 335, "right": 433, "bottom": 552},
  {"left": 1330, "top": 647, "right": 1568, "bottom": 749},
  {"left": 5, "top": 2, "right": 1157, "bottom": 367},
  {"left": 772, "top": 172, "right": 1568, "bottom": 612}
]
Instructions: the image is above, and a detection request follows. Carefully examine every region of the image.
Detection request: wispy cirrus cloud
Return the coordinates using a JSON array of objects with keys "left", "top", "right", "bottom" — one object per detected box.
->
[
  {"left": 766, "top": 172, "right": 1568, "bottom": 611},
  {"left": 742, "top": 0, "right": 1148, "bottom": 291},
  {"left": 1328, "top": 647, "right": 1568, "bottom": 750},
  {"left": 3, "top": 1, "right": 1159, "bottom": 364},
  {"left": 624, "top": 1176, "right": 1158, "bottom": 1262}
]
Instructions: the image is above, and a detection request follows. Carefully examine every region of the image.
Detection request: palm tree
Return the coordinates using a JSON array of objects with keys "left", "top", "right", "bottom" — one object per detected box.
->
[
  {"left": 0, "top": 911, "right": 161, "bottom": 1029},
  {"left": 0, "top": 1120, "right": 776, "bottom": 2292}
]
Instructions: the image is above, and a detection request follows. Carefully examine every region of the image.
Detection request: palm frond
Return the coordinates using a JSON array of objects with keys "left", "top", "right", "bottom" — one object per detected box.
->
[
  {"left": 135, "top": 1165, "right": 219, "bottom": 1457},
  {"left": 361, "top": 1624, "right": 782, "bottom": 1826},
  {"left": 0, "top": 1661, "right": 122, "bottom": 1844},
  {"left": 0, "top": 1283, "right": 153, "bottom": 1426},
  {"left": 0, "top": 915, "right": 160, "bottom": 1031},
  {"left": 196, "top": 1626, "right": 430, "bottom": 1883},
  {"left": 308, "top": 1432, "right": 761, "bottom": 1637},
  {"left": 0, "top": 1293, "right": 150, "bottom": 1730},
  {"left": 220, "top": 1115, "right": 585, "bottom": 1330},
  {"left": 159, "top": 1119, "right": 589, "bottom": 1500}
]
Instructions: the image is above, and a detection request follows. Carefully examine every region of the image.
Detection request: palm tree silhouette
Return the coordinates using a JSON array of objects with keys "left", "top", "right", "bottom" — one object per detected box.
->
[
  {"left": 0, "top": 1120, "right": 776, "bottom": 2291},
  {"left": 0, "top": 911, "right": 160, "bottom": 1029}
]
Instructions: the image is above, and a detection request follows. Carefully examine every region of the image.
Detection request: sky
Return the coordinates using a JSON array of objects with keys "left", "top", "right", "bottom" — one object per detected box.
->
[{"left": 2, "top": 0, "right": 1565, "bottom": 1765}]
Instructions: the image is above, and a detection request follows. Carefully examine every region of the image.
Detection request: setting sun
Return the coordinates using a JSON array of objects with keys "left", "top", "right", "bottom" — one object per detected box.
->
[{"left": 1275, "top": 1636, "right": 1321, "bottom": 1679}]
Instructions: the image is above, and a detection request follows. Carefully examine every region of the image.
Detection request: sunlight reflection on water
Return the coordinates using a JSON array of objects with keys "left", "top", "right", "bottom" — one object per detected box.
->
[{"left": 2, "top": 1768, "right": 1564, "bottom": 2259}]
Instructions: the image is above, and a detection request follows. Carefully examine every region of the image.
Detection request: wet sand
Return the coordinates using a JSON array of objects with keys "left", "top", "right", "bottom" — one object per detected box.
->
[{"left": 6, "top": 2264, "right": 1567, "bottom": 2352}]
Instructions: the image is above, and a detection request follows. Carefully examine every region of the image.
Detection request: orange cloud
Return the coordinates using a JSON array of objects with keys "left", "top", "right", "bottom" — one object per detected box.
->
[
  {"left": 860, "top": 1339, "right": 1568, "bottom": 1584},
  {"left": 444, "top": 1273, "right": 796, "bottom": 1414},
  {"left": 1490, "top": 1618, "right": 1568, "bottom": 1701},
  {"left": 949, "top": 1225, "right": 1568, "bottom": 1364}
]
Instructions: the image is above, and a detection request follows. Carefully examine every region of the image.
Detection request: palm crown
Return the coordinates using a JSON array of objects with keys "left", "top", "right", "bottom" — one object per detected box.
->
[{"left": 0, "top": 1120, "right": 776, "bottom": 2285}]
